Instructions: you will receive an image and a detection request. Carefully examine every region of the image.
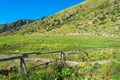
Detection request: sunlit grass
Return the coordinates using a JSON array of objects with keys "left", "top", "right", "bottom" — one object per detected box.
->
[{"left": 0, "top": 34, "right": 120, "bottom": 54}]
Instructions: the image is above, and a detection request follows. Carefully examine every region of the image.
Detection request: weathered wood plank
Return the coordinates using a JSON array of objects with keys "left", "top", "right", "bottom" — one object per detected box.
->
[{"left": 0, "top": 55, "right": 28, "bottom": 62}]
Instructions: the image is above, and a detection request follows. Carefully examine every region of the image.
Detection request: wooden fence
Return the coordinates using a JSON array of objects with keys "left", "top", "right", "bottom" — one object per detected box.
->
[{"left": 0, "top": 51, "right": 66, "bottom": 80}]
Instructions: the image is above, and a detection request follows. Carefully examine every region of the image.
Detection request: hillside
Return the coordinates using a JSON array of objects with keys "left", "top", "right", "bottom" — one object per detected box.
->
[
  {"left": 1, "top": 0, "right": 120, "bottom": 36},
  {"left": 0, "top": 0, "right": 120, "bottom": 80},
  {"left": 0, "top": 19, "right": 34, "bottom": 34}
]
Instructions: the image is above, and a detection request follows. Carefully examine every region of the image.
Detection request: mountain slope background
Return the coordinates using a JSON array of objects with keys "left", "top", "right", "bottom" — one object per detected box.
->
[
  {"left": 0, "top": 19, "right": 34, "bottom": 34},
  {"left": 0, "top": 0, "right": 120, "bottom": 36}
]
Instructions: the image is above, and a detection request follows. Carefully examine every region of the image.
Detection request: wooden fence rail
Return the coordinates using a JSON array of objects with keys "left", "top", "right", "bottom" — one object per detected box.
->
[
  {"left": 0, "top": 51, "right": 66, "bottom": 80},
  {"left": 0, "top": 55, "right": 29, "bottom": 80},
  {"left": 0, "top": 55, "right": 27, "bottom": 61},
  {"left": 27, "top": 62, "right": 52, "bottom": 73}
]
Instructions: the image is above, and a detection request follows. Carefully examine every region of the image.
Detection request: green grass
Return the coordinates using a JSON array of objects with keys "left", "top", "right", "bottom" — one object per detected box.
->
[
  {"left": 0, "top": 34, "right": 120, "bottom": 54},
  {"left": 0, "top": 34, "right": 120, "bottom": 80}
]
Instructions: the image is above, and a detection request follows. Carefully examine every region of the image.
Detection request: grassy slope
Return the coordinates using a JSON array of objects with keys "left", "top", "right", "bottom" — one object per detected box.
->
[
  {"left": 14, "top": 0, "right": 120, "bottom": 36},
  {"left": 0, "top": 34, "right": 120, "bottom": 53}
]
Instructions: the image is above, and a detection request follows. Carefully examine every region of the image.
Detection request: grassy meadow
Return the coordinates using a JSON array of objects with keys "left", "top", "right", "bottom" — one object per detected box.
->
[
  {"left": 0, "top": 34, "right": 120, "bottom": 80},
  {"left": 0, "top": 34, "right": 120, "bottom": 54}
]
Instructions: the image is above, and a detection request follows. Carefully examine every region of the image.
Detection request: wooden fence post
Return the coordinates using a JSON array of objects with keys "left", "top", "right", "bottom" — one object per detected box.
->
[
  {"left": 20, "top": 58, "right": 30, "bottom": 80},
  {"left": 60, "top": 52, "right": 66, "bottom": 66},
  {"left": 50, "top": 48, "right": 54, "bottom": 62},
  {"left": 19, "top": 58, "right": 22, "bottom": 74}
]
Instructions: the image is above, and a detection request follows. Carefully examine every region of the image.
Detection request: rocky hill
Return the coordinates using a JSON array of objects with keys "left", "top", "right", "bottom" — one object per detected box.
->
[
  {"left": 1, "top": 0, "right": 120, "bottom": 36},
  {"left": 0, "top": 19, "right": 34, "bottom": 34}
]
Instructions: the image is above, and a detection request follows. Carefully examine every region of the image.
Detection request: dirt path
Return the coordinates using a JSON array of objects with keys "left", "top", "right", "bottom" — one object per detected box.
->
[{"left": 0, "top": 54, "right": 119, "bottom": 67}]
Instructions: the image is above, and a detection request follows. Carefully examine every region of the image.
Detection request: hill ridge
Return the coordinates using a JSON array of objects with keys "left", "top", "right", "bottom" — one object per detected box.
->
[{"left": 1, "top": 0, "right": 120, "bottom": 36}]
